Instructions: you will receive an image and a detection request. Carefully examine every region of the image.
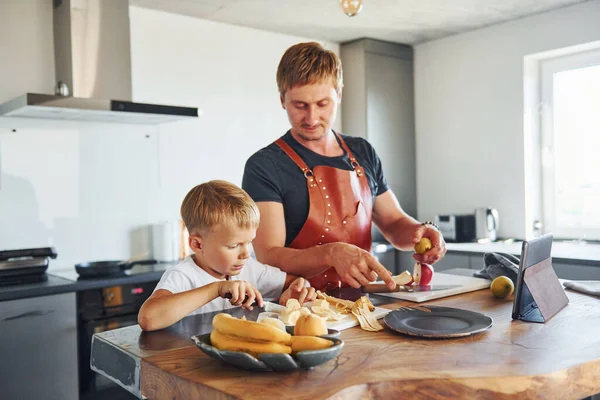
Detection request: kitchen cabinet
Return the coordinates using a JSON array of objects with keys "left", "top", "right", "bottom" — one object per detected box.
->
[
  {"left": 552, "top": 262, "right": 600, "bottom": 280},
  {"left": 396, "top": 250, "right": 413, "bottom": 274},
  {"left": 469, "top": 254, "right": 485, "bottom": 271},
  {"left": 434, "top": 253, "right": 471, "bottom": 271},
  {"left": 341, "top": 39, "right": 417, "bottom": 218},
  {"left": 0, "top": 293, "right": 78, "bottom": 400},
  {"left": 373, "top": 246, "right": 398, "bottom": 275}
]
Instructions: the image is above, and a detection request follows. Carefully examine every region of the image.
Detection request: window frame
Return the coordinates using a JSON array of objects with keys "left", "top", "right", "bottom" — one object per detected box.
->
[{"left": 540, "top": 48, "right": 600, "bottom": 240}]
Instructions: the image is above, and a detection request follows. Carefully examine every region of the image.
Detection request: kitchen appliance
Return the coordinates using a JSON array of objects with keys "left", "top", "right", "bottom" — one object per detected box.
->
[
  {"left": 152, "top": 220, "right": 184, "bottom": 262},
  {"left": 78, "top": 281, "right": 158, "bottom": 400},
  {"left": 434, "top": 214, "right": 476, "bottom": 243},
  {"left": 0, "top": 247, "right": 57, "bottom": 286},
  {"left": 74, "top": 259, "right": 157, "bottom": 278},
  {"left": 0, "top": 0, "right": 200, "bottom": 124},
  {"left": 49, "top": 262, "right": 168, "bottom": 399},
  {"left": 372, "top": 240, "right": 399, "bottom": 274},
  {"left": 475, "top": 207, "right": 499, "bottom": 242}
]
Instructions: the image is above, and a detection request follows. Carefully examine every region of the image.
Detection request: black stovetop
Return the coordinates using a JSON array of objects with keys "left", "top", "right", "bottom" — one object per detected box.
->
[
  {"left": 0, "top": 273, "right": 48, "bottom": 287},
  {"left": 0, "top": 262, "right": 174, "bottom": 302},
  {"left": 51, "top": 262, "right": 174, "bottom": 282}
]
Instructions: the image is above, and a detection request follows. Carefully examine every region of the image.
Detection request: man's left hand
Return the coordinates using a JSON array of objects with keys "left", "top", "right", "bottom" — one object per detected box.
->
[{"left": 411, "top": 224, "right": 447, "bottom": 265}]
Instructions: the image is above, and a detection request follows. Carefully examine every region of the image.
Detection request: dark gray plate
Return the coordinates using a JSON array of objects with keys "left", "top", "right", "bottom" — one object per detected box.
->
[
  {"left": 191, "top": 333, "right": 344, "bottom": 371},
  {"left": 384, "top": 306, "right": 493, "bottom": 339}
]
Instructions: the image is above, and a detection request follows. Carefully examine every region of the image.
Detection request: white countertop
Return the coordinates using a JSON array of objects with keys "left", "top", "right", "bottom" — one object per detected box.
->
[{"left": 446, "top": 241, "right": 600, "bottom": 263}]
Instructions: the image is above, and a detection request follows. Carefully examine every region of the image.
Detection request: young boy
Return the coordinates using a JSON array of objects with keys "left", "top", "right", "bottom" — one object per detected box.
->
[{"left": 138, "top": 180, "right": 316, "bottom": 331}]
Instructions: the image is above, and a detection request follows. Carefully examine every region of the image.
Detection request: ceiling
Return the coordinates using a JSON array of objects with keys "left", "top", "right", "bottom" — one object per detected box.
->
[{"left": 130, "top": 0, "right": 588, "bottom": 44}]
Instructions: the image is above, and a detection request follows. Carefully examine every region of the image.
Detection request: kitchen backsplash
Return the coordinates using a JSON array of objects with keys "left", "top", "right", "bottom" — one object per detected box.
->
[{"left": 0, "top": 118, "right": 223, "bottom": 269}]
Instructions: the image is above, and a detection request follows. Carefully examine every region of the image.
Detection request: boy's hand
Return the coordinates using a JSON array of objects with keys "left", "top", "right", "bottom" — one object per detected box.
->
[
  {"left": 218, "top": 281, "right": 264, "bottom": 311},
  {"left": 279, "top": 277, "right": 316, "bottom": 306}
]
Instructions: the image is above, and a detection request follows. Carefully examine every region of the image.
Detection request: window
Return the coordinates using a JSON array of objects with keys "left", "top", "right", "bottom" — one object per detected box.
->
[{"left": 540, "top": 49, "right": 600, "bottom": 240}]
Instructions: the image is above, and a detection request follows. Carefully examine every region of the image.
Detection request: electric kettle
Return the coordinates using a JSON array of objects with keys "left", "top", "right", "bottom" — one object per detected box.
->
[{"left": 474, "top": 207, "right": 499, "bottom": 241}]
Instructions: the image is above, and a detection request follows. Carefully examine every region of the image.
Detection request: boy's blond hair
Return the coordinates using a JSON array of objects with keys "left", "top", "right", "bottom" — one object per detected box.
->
[
  {"left": 276, "top": 42, "right": 343, "bottom": 98},
  {"left": 180, "top": 180, "right": 259, "bottom": 234}
]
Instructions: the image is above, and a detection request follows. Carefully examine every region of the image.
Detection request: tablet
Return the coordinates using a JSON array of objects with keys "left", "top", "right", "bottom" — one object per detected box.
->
[{"left": 511, "top": 233, "right": 553, "bottom": 322}]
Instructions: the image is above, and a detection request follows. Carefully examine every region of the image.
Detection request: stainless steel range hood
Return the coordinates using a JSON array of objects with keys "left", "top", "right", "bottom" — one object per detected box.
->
[{"left": 0, "top": 0, "right": 199, "bottom": 124}]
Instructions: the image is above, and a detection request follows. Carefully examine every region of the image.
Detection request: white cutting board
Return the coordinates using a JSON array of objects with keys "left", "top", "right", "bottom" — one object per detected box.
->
[
  {"left": 375, "top": 272, "right": 491, "bottom": 303},
  {"left": 263, "top": 302, "right": 391, "bottom": 331}
]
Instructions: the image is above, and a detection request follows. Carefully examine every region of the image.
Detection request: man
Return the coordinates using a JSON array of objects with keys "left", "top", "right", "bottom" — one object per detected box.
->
[{"left": 242, "top": 42, "right": 446, "bottom": 298}]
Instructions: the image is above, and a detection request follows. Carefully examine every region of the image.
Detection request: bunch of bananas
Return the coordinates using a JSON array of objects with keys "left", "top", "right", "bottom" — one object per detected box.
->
[{"left": 210, "top": 313, "right": 332, "bottom": 357}]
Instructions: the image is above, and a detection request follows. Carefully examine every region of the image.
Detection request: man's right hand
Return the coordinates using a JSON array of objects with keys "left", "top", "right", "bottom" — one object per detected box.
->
[
  {"left": 325, "top": 242, "right": 396, "bottom": 289},
  {"left": 217, "top": 280, "right": 264, "bottom": 310}
]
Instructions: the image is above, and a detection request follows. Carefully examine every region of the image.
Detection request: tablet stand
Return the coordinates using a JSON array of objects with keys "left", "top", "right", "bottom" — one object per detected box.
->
[{"left": 518, "top": 257, "right": 569, "bottom": 322}]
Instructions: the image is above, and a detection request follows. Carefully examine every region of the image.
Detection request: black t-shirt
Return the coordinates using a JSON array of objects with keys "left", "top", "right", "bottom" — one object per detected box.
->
[{"left": 242, "top": 131, "right": 389, "bottom": 246}]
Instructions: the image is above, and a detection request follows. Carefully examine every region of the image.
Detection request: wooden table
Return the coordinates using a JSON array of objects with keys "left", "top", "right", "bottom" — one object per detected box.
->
[{"left": 130, "top": 288, "right": 600, "bottom": 399}]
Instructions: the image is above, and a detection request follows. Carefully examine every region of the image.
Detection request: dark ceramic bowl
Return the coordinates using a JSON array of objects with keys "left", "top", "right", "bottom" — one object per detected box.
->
[{"left": 191, "top": 333, "right": 344, "bottom": 372}]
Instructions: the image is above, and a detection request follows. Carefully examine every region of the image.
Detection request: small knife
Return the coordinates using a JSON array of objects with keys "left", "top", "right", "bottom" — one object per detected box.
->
[{"left": 361, "top": 283, "right": 461, "bottom": 293}]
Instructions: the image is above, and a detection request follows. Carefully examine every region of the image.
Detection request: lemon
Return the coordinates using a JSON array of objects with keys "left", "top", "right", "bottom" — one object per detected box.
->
[
  {"left": 414, "top": 237, "right": 432, "bottom": 255},
  {"left": 490, "top": 276, "right": 514, "bottom": 299}
]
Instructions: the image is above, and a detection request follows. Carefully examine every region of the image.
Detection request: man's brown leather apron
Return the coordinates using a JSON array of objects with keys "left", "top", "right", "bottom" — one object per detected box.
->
[{"left": 275, "top": 133, "right": 373, "bottom": 300}]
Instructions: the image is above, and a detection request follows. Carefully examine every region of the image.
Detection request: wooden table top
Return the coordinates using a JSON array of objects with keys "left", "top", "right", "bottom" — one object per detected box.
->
[{"left": 140, "top": 289, "right": 600, "bottom": 400}]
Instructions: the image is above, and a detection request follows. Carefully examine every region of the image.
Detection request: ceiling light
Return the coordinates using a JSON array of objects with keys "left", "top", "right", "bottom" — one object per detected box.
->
[{"left": 339, "top": 0, "right": 364, "bottom": 17}]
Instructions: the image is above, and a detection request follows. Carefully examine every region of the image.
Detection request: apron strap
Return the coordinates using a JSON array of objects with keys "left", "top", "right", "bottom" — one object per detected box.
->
[
  {"left": 275, "top": 138, "right": 314, "bottom": 178},
  {"left": 334, "top": 132, "right": 361, "bottom": 170},
  {"left": 275, "top": 132, "right": 362, "bottom": 177}
]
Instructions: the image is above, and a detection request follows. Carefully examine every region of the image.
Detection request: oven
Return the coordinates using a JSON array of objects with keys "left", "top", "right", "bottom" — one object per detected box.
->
[{"left": 78, "top": 281, "right": 158, "bottom": 400}]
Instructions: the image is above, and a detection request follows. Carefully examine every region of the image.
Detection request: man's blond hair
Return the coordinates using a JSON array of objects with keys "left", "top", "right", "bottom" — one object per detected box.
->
[
  {"left": 276, "top": 42, "right": 343, "bottom": 98},
  {"left": 180, "top": 180, "right": 259, "bottom": 234}
]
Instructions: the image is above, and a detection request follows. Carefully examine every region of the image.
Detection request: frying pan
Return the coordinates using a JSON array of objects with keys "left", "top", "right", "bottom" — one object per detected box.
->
[{"left": 75, "top": 259, "right": 157, "bottom": 278}]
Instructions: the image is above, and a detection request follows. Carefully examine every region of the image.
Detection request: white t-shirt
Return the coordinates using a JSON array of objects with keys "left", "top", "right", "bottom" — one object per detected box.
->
[{"left": 153, "top": 255, "right": 287, "bottom": 315}]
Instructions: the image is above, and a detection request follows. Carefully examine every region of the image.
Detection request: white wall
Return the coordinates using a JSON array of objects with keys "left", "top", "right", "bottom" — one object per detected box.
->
[
  {"left": 129, "top": 6, "right": 340, "bottom": 221},
  {"left": 414, "top": 0, "right": 600, "bottom": 240},
  {"left": 0, "top": 3, "right": 339, "bottom": 269}
]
